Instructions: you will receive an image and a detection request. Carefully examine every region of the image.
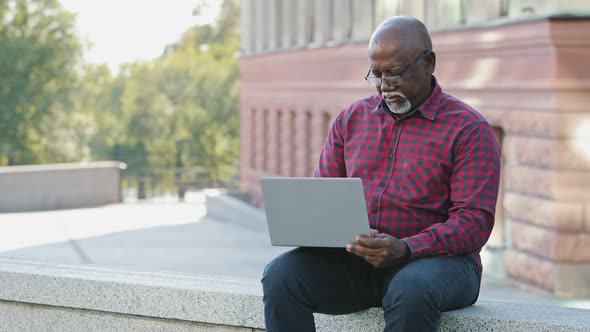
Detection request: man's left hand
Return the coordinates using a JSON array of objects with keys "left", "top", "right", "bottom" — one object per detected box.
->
[{"left": 346, "top": 229, "right": 411, "bottom": 268}]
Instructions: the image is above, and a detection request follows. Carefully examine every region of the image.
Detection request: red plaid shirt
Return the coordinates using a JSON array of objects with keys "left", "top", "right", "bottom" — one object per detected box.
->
[{"left": 314, "top": 77, "right": 501, "bottom": 275}]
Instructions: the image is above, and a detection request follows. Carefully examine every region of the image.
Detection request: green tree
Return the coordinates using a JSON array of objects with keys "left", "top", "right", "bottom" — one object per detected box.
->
[
  {"left": 102, "top": 0, "right": 240, "bottom": 186},
  {"left": 0, "top": 0, "right": 81, "bottom": 165},
  {"left": 69, "top": 64, "right": 122, "bottom": 162},
  {"left": 161, "top": 0, "right": 240, "bottom": 172}
]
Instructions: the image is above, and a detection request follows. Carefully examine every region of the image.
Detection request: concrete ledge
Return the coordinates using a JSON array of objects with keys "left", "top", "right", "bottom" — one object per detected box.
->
[
  {"left": 0, "top": 259, "right": 264, "bottom": 330},
  {"left": 0, "top": 259, "right": 589, "bottom": 332},
  {"left": 0, "top": 161, "right": 125, "bottom": 212},
  {"left": 205, "top": 191, "right": 267, "bottom": 231}
]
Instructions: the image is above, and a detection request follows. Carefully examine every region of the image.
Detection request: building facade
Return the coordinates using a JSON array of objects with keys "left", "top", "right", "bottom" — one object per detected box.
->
[{"left": 239, "top": 0, "right": 590, "bottom": 297}]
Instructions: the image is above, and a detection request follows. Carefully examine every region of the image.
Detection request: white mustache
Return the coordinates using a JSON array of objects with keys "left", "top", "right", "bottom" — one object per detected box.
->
[{"left": 382, "top": 91, "right": 407, "bottom": 99}]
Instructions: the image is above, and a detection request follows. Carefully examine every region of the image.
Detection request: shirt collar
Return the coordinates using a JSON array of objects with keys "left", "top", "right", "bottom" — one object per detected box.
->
[{"left": 377, "top": 75, "right": 443, "bottom": 121}]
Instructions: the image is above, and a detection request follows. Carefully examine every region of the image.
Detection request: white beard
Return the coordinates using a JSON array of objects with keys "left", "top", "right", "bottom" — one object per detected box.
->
[{"left": 382, "top": 91, "right": 412, "bottom": 114}]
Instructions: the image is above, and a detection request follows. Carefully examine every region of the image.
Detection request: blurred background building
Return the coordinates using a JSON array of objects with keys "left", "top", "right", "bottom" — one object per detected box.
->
[{"left": 239, "top": 0, "right": 590, "bottom": 298}]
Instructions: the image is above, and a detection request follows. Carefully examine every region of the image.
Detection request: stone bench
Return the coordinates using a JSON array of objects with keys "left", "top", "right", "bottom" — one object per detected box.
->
[{"left": 0, "top": 258, "right": 588, "bottom": 331}]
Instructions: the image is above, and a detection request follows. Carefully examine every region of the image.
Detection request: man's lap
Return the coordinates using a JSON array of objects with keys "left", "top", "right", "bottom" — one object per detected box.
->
[{"left": 262, "top": 247, "right": 480, "bottom": 314}]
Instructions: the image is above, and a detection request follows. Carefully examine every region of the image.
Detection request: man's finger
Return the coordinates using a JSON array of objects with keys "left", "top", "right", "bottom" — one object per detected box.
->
[
  {"left": 346, "top": 242, "right": 367, "bottom": 257},
  {"left": 346, "top": 242, "right": 358, "bottom": 255},
  {"left": 356, "top": 235, "right": 385, "bottom": 249}
]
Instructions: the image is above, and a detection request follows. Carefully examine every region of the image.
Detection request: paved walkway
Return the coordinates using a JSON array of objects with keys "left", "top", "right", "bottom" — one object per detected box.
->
[
  {"left": 0, "top": 192, "right": 588, "bottom": 310},
  {"left": 0, "top": 192, "right": 287, "bottom": 278}
]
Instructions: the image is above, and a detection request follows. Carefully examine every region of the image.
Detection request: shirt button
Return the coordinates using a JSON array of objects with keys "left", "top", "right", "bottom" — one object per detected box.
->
[
  {"left": 388, "top": 153, "right": 393, "bottom": 158},
  {"left": 379, "top": 182, "right": 385, "bottom": 187}
]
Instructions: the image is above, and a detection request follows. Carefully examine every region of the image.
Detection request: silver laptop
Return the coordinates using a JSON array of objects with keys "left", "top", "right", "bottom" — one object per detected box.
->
[{"left": 260, "top": 177, "right": 371, "bottom": 247}]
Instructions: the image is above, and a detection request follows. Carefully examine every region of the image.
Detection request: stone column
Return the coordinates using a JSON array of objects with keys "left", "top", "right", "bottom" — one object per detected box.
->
[
  {"left": 424, "top": 0, "right": 462, "bottom": 31},
  {"left": 279, "top": 110, "right": 295, "bottom": 177},
  {"left": 296, "top": 0, "right": 313, "bottom": 47},
  {"left": 375, "top": 0, "right": 400, "bottom": 26},
  {"left": 254, "top": 109, "right": 265, "bottom": 173},
  {"left": 309, "top": 110, "right": 327, "bottom": 173},
  {"left": 267, "top": 0, "right": 280, "bottom": 51},
  {"left": 312, "top": 0, "right": 333, "bottom": 46},
  {"left": 351, "top": 0, "right": 375, "bottom": 41},
  {"left": 253, "top": 0, "right": 266, "bottom": 53},
  {"left": 239, "top": 106, "right": 253, "bottom": 181},
  {"left": 280, "top": 0, "right": 295, "bottom": 49},
  {"left": 332, "top": 0, "right": 352, "bottom": 43},
  {"left": 267, "top": 109, "right": 280, "bottom": 175},
  {"left": 240, "top": 0, "right": 254, "bottom": 55},
  {"left": 294, "top": 110, "right": 311, "bottom": 176},
  {"left": 462, "top": 0, "right": 503, "bottom": 25},
  {"left": 398, "top": 0, "right": 426, "bottom": 23}
]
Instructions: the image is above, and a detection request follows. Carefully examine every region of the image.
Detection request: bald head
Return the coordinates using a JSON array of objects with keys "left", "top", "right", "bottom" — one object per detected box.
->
[
  {"left": 366, "top": 16, "right": 436, "bottom": 115},
  {"left": 369, "top": 16, "right": 432, "bottom": 56}
]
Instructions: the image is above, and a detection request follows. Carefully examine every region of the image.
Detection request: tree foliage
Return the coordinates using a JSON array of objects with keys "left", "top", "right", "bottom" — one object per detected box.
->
[
  {"left": 0, "top": 0, "right": 81, "bottom": 165},
  {"left": 1, "top": 0, "right": 241, "bottom": 182},
  {"left": 98, "top": 0, "right": 241, "bottom": 176}
]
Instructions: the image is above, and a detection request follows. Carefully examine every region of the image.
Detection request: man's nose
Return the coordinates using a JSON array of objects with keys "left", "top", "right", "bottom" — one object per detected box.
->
[{"left": 380, "top": 79, "right": 398, "bottom": 91}]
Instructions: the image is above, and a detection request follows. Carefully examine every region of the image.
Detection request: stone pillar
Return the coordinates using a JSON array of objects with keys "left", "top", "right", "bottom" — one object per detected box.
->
[
  {"left": 351, "top": 0, "right": 375, "bottom": 41},
  {"left": 462, "top": 0, "right": 503, "bottom": 25},
  {"left": 312, "top": 0, "right": 333, "bottom": 46},
  {"left": 296, "top": 0, "right": 313, "bottom": 47},
  {"left": 253, "top": 0, "right": 266, "bottom": 53},
  {"left": 294, "top": 110, "right": 311, "bottom": 176},
  {"left": 280, "top": 110, "right": 295, "bottom": 176},
  {"left": 254, "top": 109, "right": 265, "bottom": 172},
  {"left": 424, "top": 0, "right": 462, "bottom": 30},
  {"left": 332, "top": 0, "right": 352, "bottom": 43},
  {"left": 375, "top": 0, "right": 400, "bottom": 26},
  {"left": 310, "top": 110, "right": 327, "bottom": 173},
  {"left": 240, "top": 0, "right": 254, "bottom": 55},
  {"left": 280, "top": 0, "right": 296, "bottom": 49},
  {"left": 398, "top": 0, "right": 426, "bottom": 23},
  {"left": 239, "top": 106, "right": 254, "bottom": 192},
  {"left": 267, "top": 0, "right": 280, "bottom": 51},
  {"left": 267, "top": 109, "right": 280, "bottom": 175}
]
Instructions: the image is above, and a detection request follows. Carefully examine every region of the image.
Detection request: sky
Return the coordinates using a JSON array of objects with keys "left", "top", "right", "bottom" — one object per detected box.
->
[{"left": 60, "top": 0, "right": 222, "bottom": 72}]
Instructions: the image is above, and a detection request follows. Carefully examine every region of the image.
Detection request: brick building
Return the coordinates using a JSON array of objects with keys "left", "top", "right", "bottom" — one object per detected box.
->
[{"left": 239, "top": 0, "right": 590, "bottom": 297}]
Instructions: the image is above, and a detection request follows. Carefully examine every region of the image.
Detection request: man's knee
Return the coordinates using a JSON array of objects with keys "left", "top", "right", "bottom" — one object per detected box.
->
[
  {"left": 262, "top": 254, "right": 285, "bottom": 288},
  {"left": 383, "top": 267, "right": 441, "bottom": 310},
  {"left": 261, "top": 250, "right": 302, "bottom": 297}
]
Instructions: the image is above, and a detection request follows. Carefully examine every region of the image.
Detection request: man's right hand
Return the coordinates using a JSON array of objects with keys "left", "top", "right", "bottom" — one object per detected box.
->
[{"left": 346, "top": 229, "right": 411, "bottom": 268}]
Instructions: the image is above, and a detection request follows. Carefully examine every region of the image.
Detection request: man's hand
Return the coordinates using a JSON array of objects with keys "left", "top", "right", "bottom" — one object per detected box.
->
[{"left": 346, "top": 229, "right": 411, "bottom": 268}]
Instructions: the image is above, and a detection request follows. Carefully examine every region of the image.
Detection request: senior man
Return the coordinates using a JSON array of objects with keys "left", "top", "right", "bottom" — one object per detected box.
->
[{"left": 262, "top": 16, "right": 501, "bottom": 332}]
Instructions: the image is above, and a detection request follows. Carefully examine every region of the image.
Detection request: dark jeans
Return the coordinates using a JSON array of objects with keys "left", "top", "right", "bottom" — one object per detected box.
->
[{"left": 261, "top": 248, "right": 480, "bottom": 332}]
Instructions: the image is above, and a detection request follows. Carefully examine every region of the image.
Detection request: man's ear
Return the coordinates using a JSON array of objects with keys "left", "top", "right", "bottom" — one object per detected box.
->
[{"left": 425, "top": 51, "right": 436, "bottom": 75}]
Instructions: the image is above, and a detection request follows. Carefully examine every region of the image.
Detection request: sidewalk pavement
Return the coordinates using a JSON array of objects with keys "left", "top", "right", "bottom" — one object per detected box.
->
[{"left": 0, "top": 192, "right": 588, "bottom": 310}]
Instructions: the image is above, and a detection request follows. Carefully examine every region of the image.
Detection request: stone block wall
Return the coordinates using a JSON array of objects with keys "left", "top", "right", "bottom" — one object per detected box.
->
[
  {"left": 239, "top": 44, "right": 372, "bottom": 205},
  {"left": 434, "top": 18, "right": 590, "bottom": 297}
]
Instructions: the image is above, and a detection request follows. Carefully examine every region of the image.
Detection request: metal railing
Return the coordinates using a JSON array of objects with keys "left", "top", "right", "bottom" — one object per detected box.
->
[{"left": 121, "top": 166, "right": 240, "bottom": 201}]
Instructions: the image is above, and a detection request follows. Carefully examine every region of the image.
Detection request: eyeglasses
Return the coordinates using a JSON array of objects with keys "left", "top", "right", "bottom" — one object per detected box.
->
[{"left": 365, "top": 50, "right": 431, "bottom": 87}]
